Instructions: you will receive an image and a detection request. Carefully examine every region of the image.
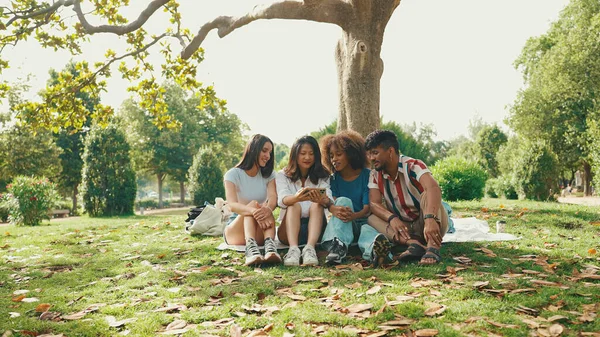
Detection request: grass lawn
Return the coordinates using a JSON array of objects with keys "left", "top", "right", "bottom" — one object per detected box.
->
[{"left": 1, "top": 199, "right": 599, "bottom": 337}]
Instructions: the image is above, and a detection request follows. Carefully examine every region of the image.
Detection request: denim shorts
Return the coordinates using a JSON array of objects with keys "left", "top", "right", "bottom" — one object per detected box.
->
[{"left": 222, "top": 213, "right": 238, "bottom": 244}]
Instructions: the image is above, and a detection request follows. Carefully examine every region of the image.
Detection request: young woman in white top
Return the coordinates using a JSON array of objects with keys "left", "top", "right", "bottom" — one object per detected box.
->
[
  {"left": 276, "top": 135, "right": 332, "bottom": 266},
  {"left": 223, "top": 134, "right": 280, "bottom": 266}
]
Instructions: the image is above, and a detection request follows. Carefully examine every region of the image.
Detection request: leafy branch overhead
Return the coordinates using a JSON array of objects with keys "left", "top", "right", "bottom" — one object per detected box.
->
[
  {"left": 0, "top": 0, "right": 225, "bottom": 130},
  {"left": 2, "top": 0, "right": 402, "bottom": 136}
]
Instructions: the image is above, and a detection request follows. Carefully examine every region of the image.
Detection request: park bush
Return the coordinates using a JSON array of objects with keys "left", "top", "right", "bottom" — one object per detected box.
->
[
  {"left": 497, "top": 138, "right": 559, "bottom": 200},
  {"left": 486, "top": 176, "right": 518, "bottom": 199},
  {"left": 0, "top": 176, "right": 59, "bottom": 226},
  {"left": 431, "top": 156, "right": 487, "bottom": 201},
  {"left": 135, "top": 198, "right": 171, "bottom": 210},
  {"left": 484, "top": 178, "right": 499, "bottom": 198},
  {"left": 188, "top": 146, "right": 225, "bottom": 206},
  {"left": 82, "top": 124, "right": 137, "bottom": 216}
]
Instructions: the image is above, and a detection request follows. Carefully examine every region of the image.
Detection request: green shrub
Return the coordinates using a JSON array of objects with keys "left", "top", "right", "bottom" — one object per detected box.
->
[
  {"left": 135, "top": 198, "right": 172, "bottom": 209},
  {"left": 188, "top": 146, "right": 225, "bottom": 206},
  {"left": 0, "top": 205, "right": 8, "bottom": 222},
  {"left": 497, "top": 138, "right": 559, "bottom": 200},
  {"left": 485, "top": 178, "right": 500, "bottom": 198},
  {"left": 431, "top": 156, "right": 488, "bottom": 201},
  {"left": 82, "top": 124, "right": 137, "bottom": 216},
  {"left": 0, "top": 176, "right": 59, "bottom": 226}
]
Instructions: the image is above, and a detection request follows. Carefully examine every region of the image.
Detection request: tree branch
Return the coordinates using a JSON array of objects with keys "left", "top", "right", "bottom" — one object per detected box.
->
[
  {"left": 5, "top": 0, "right": 74, "bottom": 27},
  {"left": 182, "top": 0, "right": 352, "bottom": 60},
  {"left": 72, "top": 0, "right": 170, "bottom": 35}
]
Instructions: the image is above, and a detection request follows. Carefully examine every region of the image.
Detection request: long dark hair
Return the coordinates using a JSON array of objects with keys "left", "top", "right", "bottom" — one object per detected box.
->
[
  {"left": 320, "top": 130, "right": 368, "bottom": 172},
  {"left": 236, "top": 134, "right": 275, "bottom": 178},
  {"left": 284, "top": 135, "right": 330, "bottom": 184}
]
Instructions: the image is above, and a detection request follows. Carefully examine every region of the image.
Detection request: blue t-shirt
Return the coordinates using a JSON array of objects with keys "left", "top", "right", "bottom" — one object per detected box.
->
[
  {"left": 330, "top": 168, "right": 371, "bottom": 212},
  {"left": 223, "top": 168, "right": 275, "bottom": 204}
]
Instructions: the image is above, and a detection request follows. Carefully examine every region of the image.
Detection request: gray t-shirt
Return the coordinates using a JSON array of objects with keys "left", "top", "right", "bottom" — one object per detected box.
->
[{"left": 223, "top": 167, "right": 276, "bottom": 204}]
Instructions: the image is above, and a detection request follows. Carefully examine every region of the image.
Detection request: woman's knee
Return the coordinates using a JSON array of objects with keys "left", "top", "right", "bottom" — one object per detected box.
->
[
  {"left": 335, "top": 197, "right": 353, "bottom": 208},
  {"left": 309, "top": 202, "right": 324, "bottom": 212},
  {"left": 287, "top": 203, "right": 302, "bottom": 215}
]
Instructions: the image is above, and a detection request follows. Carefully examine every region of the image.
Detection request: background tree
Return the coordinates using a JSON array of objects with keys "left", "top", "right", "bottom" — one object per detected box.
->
[
  {"left": 0, "top": 84, "right": 61, "bottom": 191},
  {"left": 0, "top": 127, "right": 62, "bottom": 191},
  {"left": 188, "top": 146, "right": 225, "bottom": 206},
  {"left": 475, "top": 124, "right": 508, "bottom": 178},
  {"left": 274, "top": 143, "right": 291, "bottom": 172},
  {"left": 49, "top": 62, "right": 96, "bottom": 213},
  {"left": 184, "top": 0, "right": 405, "bottom": 137},
  {"left": 497, "top": 137, "right": 559, "bottom": 201},
  {"left": 122, "top": 83, "right": 244, "bottom": 207},
  {"left": 510, "top": 0, "right": 600, "bottom": 195},
  {"left": 0, "top": 0, "right": 225, "bottom": 132},
  {"left": 82, "top": 123, "right": 136, "bottom": 216}
]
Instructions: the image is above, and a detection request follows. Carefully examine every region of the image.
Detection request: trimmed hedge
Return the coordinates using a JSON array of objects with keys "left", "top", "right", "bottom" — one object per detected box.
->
[{"left": 431, "top": 156, "right": 488, "bottom": 201}]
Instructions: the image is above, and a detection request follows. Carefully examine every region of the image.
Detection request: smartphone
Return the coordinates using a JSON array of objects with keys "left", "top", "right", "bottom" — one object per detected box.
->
[{"left": 303, "top": 187, "right": 326, "bottom": 195}]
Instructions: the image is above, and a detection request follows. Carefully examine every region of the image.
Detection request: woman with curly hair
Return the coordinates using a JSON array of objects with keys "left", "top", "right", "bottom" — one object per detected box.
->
[{"left": 320, "top": 130, "right": 387, "bottom": 265}]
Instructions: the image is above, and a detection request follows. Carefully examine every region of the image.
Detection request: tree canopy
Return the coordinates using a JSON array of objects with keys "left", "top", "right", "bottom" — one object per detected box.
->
[
  {"left": 1, "top": 0, "right": 225, "bottom": 131},
  {"left": 510, "top": 0, "right": 600, "bottom": 194}
]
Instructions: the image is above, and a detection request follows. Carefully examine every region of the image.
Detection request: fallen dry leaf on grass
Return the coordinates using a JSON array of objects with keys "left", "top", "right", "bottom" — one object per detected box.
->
[
  {"left": 366, "top": 285, "right": 381, "bottom": 295},
  {"left": 165, "top": 320, "right": 186, "bottom": 331},
  {"left": 453, "top": 256, "right": 472, "bottom": 264},
  {"left": 39, "top": 312, "right": 61, "bottom": 321},
  {"left": 548, "top": 323, "right": 564, "bottom": 336},
  {"left": 287, "top": 294, "right": 307, "bottom": 301},
  {"left": 424, "top": 302, "right": 446, "bottom": 316},
  {"left": 344, "top": 303, "right": 373, "bottom": 313},
  {"left": 230, "top": 324, "right": 242, "bottom": 337},
  {"left": 35, "top": 304, "right": 51, "bottom": 312},
  {"left": 414, "top": 329, "right": 439, "bottom": 336},
  {"left": 472, "top": 281, "right": 489, "bottom": 289},
  {"left": 515, "top": 305, "right": 539, "bottom": 316},
  {"left": 345, "top": 282, "right": 362, "bottom": 289},
  {"left": 519, "top": 317, "right": 540, "bottom": 328},
  {"left": 11, "top": 295, "right": 25, "bottom": 302}
]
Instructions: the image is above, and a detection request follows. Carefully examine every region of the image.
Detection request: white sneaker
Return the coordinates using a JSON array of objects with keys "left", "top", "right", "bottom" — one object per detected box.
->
[
  {"left": 284, "top": 246, "right": 301, "bottom": 266},
  {"left": 302, "top": 245, "right": 319, "bottom": 266}
]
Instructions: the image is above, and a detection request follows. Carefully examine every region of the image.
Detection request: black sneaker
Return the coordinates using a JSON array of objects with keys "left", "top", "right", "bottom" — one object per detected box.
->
[
  {"left": 371, "top": 234, "right": 392, "bottom": 267},
  {"left": 326, "top": 238, "right": 347, "bottom": 265},
  {"left": 245, "top": 238, "right": 264, "bottom": 266},
  {"left": 263, "top": 237, "right": 282, "bottom": 264}
]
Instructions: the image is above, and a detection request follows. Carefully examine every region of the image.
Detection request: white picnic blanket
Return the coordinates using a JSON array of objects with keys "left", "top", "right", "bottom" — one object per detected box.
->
[
  {"left": 216, "top": 217, "right": 519, "bottom": 251},
  {"left": 443, "top": 217, "right": 520, "bottom": 242}
]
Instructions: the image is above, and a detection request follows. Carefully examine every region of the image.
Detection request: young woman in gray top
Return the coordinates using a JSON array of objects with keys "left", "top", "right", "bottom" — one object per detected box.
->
[{"left": 223, "top": 134, "right": 280, "bottom": 266}]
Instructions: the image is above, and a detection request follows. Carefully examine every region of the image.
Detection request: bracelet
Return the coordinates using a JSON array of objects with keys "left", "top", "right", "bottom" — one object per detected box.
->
[
  {"left": 423, "top": 213, "right": 441, "bottom": 224},
  {"left": 387, "top": 214, "right": 399, "bottom": 223}
]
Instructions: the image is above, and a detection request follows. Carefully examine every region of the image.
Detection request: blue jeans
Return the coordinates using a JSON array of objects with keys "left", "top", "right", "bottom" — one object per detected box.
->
[{"left": 321, "top": 197, "right": 382, "bottom": 261}]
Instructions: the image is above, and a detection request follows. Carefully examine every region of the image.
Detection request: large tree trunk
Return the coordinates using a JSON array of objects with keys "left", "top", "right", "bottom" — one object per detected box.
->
[
  {"left": 157, "top": 173, "right": 164, "bottom": 208},
  {"left": 72, "top": 184, "right": 78, "bottom": 215},
  {"left": 583, "top": 161, "right": 592, "bottom": 196},
  {"left": 180, "top": 181, "right": 185, "bottom": 203},
  {"left": 335, "top": 2, "right": 393, "bottom": 137}
]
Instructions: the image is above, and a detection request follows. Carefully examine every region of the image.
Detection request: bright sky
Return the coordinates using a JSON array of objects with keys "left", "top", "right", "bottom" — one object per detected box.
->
[{"left": 2, "top": 0, "right": 569, "bottom": 146}]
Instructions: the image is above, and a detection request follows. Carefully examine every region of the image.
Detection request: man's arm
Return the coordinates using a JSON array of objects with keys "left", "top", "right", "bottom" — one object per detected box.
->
[
  {"left": 419, "top": 172, "right": 443, "bottom": 246},
  {"left": 369, "top": 188, "right": 411, "bottom": 242}
]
